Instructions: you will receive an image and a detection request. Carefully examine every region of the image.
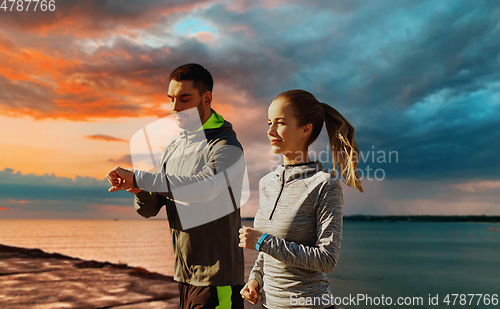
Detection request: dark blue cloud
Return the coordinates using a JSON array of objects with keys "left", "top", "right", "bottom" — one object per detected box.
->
[
  {"left": 191, "top": 0, "right": 500, "bottom": 181},
  {"left": 0, "top": 168, "right": 131, "bottom": 211}
]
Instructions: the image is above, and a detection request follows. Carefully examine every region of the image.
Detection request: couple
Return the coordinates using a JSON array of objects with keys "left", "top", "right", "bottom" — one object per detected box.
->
[{"left": 106, "top": 63, "right": 363, "bottom": 309}]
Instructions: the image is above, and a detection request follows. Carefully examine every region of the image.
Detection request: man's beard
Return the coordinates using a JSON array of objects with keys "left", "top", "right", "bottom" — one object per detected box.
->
[{"left": 176, "top": 99, "right": 206, "bottom": 132}]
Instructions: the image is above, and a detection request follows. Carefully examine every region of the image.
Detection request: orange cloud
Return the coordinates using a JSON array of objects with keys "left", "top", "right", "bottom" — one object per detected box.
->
[
  {"left": 0, "top": 1, "right": 228, "bottom": 122},
  {"left": 55, "top": 81, "right": 93, "bottom": 95},
  {"left": 108, "top": 154, "right": 133, "bottom": 167},
  {"left": 0, "top": 37, "right": 175, "bottom": 121},
  {"left": 0, "top": 41, "right": 80, "bottom": 82},
  {"left": 0, "top": 207, "right": 6, "bottom": 210},
  {"left": 0, "top": 1, "right": 212, "bottom": 38},
  {"left": 451, "top": 180, "right": 500, "bottom": 192},
  {"left": 85, "top": 135, "right": 127, "bottom": 142},
  {"left": 191, "top": 31, "right": 217, "bottom": 45},
  {"left": 139, "top": 55, "right": 153, "bottom": 63},
  {"left": 0, "top": 199, "right": 31, "bottom": 205}
]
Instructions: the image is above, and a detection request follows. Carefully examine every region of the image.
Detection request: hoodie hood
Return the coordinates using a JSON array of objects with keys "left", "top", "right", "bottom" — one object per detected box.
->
[
  {"left": 196, "top": 108, "right": 225, "bottom": 132},
  {"left": 180, "top": 109, "right": 237, "bottom": 141}
]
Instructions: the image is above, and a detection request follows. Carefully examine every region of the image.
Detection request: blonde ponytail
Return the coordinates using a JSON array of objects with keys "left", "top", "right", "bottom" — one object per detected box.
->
[{"left": 321, "top": 102, "right": 363, "bottom": 192}]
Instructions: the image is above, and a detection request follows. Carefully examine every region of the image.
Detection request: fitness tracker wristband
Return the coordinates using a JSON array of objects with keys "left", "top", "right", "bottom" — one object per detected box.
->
[{"left": 255, "top": 233, "right": 269, "bottom": 251}]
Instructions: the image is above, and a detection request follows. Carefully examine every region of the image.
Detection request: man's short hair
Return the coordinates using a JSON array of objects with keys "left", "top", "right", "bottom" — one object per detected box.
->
[{"left": 169, "top": 63, "right": 214, "bottom": 96}]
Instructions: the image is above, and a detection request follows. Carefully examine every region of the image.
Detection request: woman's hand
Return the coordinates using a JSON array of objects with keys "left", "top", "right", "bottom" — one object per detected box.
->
[
  {"left": 106, "top": 166, "right": 135, "bottom": 192},
  {"left": 240, "top": 279, "right": 259, "bottom": 305},
  {"left": 239, "top": 226, "right": 263, "bottom": 250}
]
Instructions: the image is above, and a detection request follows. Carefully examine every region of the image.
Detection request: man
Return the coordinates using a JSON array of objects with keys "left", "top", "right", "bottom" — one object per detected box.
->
[{"left": 107, "top": 63, "right": 246, "bottom": 309}]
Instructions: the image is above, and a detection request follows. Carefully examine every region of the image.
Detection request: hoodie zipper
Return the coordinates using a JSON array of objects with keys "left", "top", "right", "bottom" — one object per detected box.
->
[
  {"left": 269, "top": 167, "right": 286, "bottom": 220},
  {"left": 179, "top": 131, "right": 188, "bottom": 171}
]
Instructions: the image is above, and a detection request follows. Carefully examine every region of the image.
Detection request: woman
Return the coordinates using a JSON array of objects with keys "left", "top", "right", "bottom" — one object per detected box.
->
[{"left": 238, "top": 89, "right": 363, "bottom": 308}]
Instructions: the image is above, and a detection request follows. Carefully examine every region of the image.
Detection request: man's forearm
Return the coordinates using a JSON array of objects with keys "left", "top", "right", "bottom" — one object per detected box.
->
[{"left": 133, "top": 190, "right": 161, "bottom": 218}]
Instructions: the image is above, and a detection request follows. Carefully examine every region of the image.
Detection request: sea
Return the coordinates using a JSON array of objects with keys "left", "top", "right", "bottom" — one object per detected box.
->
[{"left": 0, "top": 219, "right": 499, "bottom": 309}]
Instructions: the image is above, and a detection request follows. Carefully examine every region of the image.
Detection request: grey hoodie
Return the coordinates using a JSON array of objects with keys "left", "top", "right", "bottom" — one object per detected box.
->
[
  {"left": 132, "top": 112, "right": 245, "bottom": 287},
  {"left": 249, "top": 161, "right": 343, "bottom": 308}
]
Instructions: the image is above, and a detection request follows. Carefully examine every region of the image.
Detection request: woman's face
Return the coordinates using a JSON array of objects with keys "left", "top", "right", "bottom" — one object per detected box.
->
[{"left": 267, "top": 98, "right": 307, "bottom": 155}]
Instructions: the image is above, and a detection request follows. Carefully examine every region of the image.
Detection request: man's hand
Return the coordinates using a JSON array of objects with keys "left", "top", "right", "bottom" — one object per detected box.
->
[
  {"left": 106, "top": 166, "right": 138, "bottom": 192},
  {"left": 238, "top": 226, "right": 264, "bottom": 250},
  {"left": 240, "top": 279, "right": 259, "bottom": 305},
  {"left": 126, "top": 187, "right": 143, "bottom": 194}
]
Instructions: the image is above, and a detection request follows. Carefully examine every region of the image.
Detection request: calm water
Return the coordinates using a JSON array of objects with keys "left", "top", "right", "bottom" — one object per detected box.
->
[
  {"left": 0, "top": 220, "right": 499, "bottom": 308},
  {"left": 328, "top": 222, "right": 500, "bottom": 309},
  {"left": 0, "top": 219, "right": 175, "bottom": 275}
]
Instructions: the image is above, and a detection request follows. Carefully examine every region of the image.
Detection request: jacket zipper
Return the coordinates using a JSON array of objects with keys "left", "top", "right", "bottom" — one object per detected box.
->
[
  {"left": 269, "top": 167, "right": 286, "bottom": 220},
  {"left": 179, "top": 132, "right": 188, "bottom": 171}
]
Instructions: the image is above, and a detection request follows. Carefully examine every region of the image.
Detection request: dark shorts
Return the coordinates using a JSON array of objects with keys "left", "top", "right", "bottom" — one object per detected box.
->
[{"left": 178, "top": 282, "right": 245, "bottom": 309}]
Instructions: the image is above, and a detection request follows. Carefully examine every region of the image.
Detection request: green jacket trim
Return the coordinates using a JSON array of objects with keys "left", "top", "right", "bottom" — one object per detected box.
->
[{"left": 196, "top": 108, "right": 225, "bottom": 132}]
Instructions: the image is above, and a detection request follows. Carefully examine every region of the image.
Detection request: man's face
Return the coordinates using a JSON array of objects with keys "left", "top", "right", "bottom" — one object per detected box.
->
[{"left": 167, "top": 79, "right": 206, "bottom": 131}]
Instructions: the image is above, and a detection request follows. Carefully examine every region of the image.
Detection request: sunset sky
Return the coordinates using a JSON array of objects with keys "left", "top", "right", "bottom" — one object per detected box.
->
[{"left": 0, "top": 0, "right": 499, "bottom": 219}]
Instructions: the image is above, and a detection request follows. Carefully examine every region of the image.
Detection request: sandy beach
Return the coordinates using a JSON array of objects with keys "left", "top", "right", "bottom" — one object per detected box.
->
[{"left": 0, "top": 243, "right": 262, "bottom": 308}]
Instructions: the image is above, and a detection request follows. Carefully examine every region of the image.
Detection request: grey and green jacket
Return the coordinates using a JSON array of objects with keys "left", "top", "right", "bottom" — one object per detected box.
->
[
  {"left": 249, "top": 161, "right": 343, "bottom": 308},
  {"left": 132, "top": 109, "right": 246, "bottom": 287}
]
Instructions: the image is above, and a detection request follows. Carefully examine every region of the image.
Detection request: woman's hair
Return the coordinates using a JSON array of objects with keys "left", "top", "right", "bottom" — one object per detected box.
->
[{"left": 275, "top": 89, "right": 364, "bottom": 193}]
